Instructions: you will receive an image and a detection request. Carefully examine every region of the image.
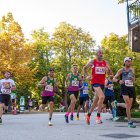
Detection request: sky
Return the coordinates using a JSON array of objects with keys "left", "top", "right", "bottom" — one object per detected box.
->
[{"left": 0, "top": 0, "right": 128, "bottom": 44}]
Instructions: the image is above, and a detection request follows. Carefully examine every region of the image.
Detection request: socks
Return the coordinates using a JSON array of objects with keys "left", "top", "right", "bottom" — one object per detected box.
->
[
  {"left": 65, "top": 112, "right": 69, "bottom": 117},
  {"left": 65, "top": 112, "right": 74, "bottom": 117},
  {"left": 71, "top": 112, "right": 74, "bottom": 116},
  {"left": 97, "top": 113, "right": 100, "bottom": 117},
  {"left": 49, "top": 118, "right": 52, "bottom": 121},
  {"left": 88, "top": 113, "right": 91, "bottom": 117}
]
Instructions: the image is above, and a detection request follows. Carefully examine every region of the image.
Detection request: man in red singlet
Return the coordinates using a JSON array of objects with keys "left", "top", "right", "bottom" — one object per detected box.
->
[{"left": 83, "top": 49, "right": 112, "bottom": 125}]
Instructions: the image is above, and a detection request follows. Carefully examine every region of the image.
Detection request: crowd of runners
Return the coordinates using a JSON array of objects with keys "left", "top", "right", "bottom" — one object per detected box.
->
[{"left": 0, "top": 49, "right": 136, "bottom": 128}]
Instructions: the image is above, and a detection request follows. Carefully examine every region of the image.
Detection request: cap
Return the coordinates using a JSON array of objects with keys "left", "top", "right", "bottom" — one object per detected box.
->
[{"left": 124, "top": 57, "right": 132, "bottom": 63}]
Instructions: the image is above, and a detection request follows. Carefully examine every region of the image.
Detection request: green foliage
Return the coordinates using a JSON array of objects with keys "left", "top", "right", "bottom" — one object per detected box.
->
[
  {"left": 0, "top": 12, "right": 140, "bottom": 108},
  {"left": 0, "top": 13, "right": 33, "bottom": 104}
]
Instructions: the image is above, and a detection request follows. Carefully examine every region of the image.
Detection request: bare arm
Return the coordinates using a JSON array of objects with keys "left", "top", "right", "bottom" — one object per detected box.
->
[
  {"left": 38, "top": 76, "right": 47, "bottom": 87},
  {"left": 11, "top": 85, "right": 16, "bottom": 91},
  {"left": 54, "top": 79, "right": 62, "bottom": 96},
  {"left": 113, "top": 68, "right": 123, "bottom": 83},
  {"left": 11, "top": 80, "right": 16, "bottom": 91},
  {"left": 65, "top": 73, "right": 71, "bottom": 87},
  {"left": 83, "top": 60, "right": 93, "bottom": 76},
  {"left": 104, "top": 79, "right": 108, "bottom": 88},
  {"left": 105, "top": 61, "right": 113, "bottom": 75}
]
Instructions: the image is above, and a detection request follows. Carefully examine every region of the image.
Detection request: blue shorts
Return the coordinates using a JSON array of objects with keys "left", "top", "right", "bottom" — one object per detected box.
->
[{"left": 91, "top": 84, "right": 104, "bottom": 91}]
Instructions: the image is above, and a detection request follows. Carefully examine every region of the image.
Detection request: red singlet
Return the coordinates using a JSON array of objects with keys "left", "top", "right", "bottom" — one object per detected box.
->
[{"left": 91, "top": 59, "right": 106, "bottom": 85}]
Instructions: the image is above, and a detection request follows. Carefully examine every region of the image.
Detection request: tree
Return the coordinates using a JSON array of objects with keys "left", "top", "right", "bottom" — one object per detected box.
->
[
  {"left": 28, "top": 28, "right": 53, "bottom": 100},
  {"left": 52, "top": 22, "right": 95, "bottom": 106},
  {"left": 0, "top": 13, "right": 33, "bottom": 101}
]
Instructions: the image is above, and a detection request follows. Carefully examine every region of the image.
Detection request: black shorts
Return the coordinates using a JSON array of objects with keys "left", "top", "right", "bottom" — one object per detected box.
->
[
  {"left": 42, "top": 96, "right": 54, "bottom": 104},
  {"left": 0, "top": 94, "right": 11, "bottom": 106},
  {"left": 121, "top": 85, "right": 134, "bottom": 98},
  {"left": 79, "top": 96, "right": 89, "bottom": 105},
  {"left": 103, "top": 96, "right": 115, "bottom": 105},
  {"left": 68, "top": 91, "right": 79, "bottom": 99}
]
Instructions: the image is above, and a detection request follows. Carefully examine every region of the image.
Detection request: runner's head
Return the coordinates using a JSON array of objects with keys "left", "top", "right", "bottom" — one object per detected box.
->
[
  {"left": 96, "top": 49, "right": 103, "bottom": 60},
  {"left": 4, "top": 71, "right": 11, "bottom": 79},
  {"left": 72, "top": 64, "right": 78, "bottom": 73},
  {"left": 48, "top": 68, "right": 54, "bottom": 77},
  {"left": 124, "top": 57, "right": 132, "bottom": 67}
]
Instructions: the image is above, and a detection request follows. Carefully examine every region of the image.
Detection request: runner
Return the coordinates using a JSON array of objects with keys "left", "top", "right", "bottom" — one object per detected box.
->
[
  {"left": 83, "top": 49, "right": 112, "bottom": 125},
  {"left": 103, "top": 74, "right": 119, "bottom": 121},
  {"left": 113, "top": 57, "right": 136, "bottom": 128},
  {"left": 76, "top": 75, "right": 89, "bottom": 120},
  {"left": 65, "top": 64, "right": 81, "bottom": 123},
  {"left": 0, "top": 71, "right": 16, "bottom": 124},
  {"left": 38, "top": 68, "right": 58, "bottom": 126}
]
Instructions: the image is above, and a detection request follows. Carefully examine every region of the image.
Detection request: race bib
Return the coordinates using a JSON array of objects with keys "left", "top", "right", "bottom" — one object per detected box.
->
[
  {"left": 1, "top": 89, "right": 11, "bottom": 94},
  {"left": 95, "top": 67, "right": 105, "bottom": 74},
  {"left": 108, "top": 84, "right": 114, "bottom": 90},
  {"left": 125, "top": 80, "right": 133, "bottom": 87},
  {"left": 72, "top": 80, "right": 79, "bottom": 86},
  {"left": 83, "top": 90, "right": 88, "bottom": 94},
  {"left": 45, "top": 85, "right": 53, "bottom": 92}
]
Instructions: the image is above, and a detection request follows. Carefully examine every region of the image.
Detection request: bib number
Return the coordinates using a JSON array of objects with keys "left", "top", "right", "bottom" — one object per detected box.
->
[
  {"left": 95, "top": 67, "right": 105, "bottom": 74},
  {"left": 1, "top": 89, "right": 11, "bottom": 94},
  {"left": 125, "top": 80, "right": 133, "bottom": 87},
  {"left": 72, "top": 81, "right": 79, "bottom": 86},
  {"left": 83, "top": 90, "right": 88, "bottom": 94},
  {"left": 45, "top": 85, "right": 53, "bottom": 92},
  {"left": 108, "top": 84, "right": 113, "bottom": 90}
]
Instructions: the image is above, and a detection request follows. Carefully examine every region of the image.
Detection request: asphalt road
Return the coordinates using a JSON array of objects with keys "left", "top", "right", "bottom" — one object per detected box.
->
[{"left": 0, "top": 112, "right": 140, "bottom": 140}]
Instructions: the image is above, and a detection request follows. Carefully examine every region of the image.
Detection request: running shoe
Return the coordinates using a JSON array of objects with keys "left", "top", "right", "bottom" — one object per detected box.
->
[
  {"left": 12, "top": 110, "right": 17, "bottom": 115},
  {"left": 96, "top": 116, "right": 102, "bottom": 124},
  {"left": 76, "top": 115, "right": 79, "bottom": 120},
  {"left": 65, "top": 115, "right": 69, "bottom": 123},
  {"left": 128, "top": 122, "right": 136, "bottom": 128},
  {"left": 70, "top": 114, "right": 74, "bottom": 121},
  {"left": 113, "top": 116, "right": 120, "bottom": 121},
  {"left": 48, "top": 121, "right": 53, "bottom": 126},
  {"left": 85, "top": 114, "right": 90, "bottom": 125},
  {"left": 0, "top": 118, "right": 2, "bottom": 124},
  {"left": 5, "top": 109, "right": 8, "bottom": 114}
]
